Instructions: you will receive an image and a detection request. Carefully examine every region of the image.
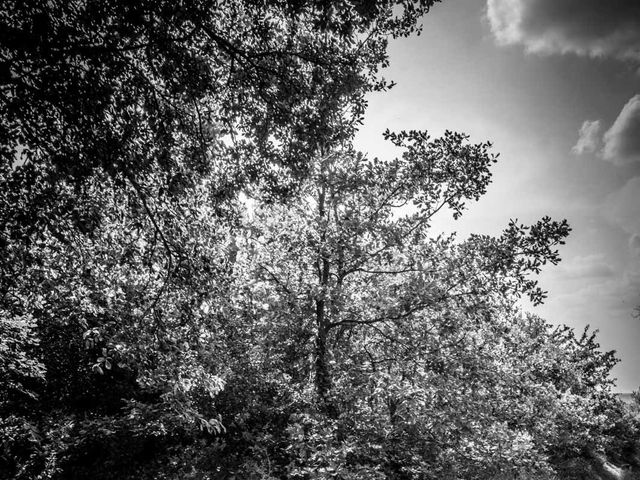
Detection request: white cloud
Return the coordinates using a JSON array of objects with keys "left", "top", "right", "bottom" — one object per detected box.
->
[
  {"left": 571, "top": 120, "right": 601, "bottom": 155},
  {"left": 602, "top": 95, "right": 640, "bottom": 166},
  {"left": 572, "top": 95, "right": 640, "bottom": 165},
  {"left": 486, "top": 0, "right": 640, "bottom": 61}
]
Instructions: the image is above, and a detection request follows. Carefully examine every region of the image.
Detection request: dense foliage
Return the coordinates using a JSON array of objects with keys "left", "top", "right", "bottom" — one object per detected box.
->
[
  {"left": 1, "top": 1, "right": 639, "bottom": 479},
  {"left": 220, "top": 145, "right": 638, "bottom": 479}
]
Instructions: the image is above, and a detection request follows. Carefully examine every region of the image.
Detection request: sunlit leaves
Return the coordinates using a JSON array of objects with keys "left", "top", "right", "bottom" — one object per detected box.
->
[{"left": 221, "top": 141, "right": 616, "bottom": 477}]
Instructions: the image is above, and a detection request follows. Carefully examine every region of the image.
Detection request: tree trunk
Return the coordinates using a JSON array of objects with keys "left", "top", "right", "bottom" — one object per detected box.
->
[
  {"left": 315, "top": 299, "right": 330, "bottom": 399},
  {"left": 314, "top": 182, "right": 336, "bottom": 416}
]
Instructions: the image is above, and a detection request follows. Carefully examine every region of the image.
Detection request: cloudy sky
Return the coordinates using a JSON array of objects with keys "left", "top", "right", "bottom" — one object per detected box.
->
[{"left": 355, "top": 0, "right": 640, "bottom": 392}]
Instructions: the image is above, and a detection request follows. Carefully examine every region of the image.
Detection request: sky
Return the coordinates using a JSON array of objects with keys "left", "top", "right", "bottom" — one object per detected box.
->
[{"left": 354, "top": 0, "right": 640, "bottom": 392}]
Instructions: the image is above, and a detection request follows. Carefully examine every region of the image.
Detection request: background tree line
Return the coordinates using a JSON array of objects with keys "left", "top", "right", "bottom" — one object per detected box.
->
[{"left": 1, "top": 1, "right": 639, "bottom": 479}]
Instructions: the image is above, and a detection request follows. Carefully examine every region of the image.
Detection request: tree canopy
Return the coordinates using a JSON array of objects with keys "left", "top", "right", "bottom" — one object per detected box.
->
[
  {"left": 1, "top": 0, "right": 434, "bottom": 189},
  {"left": 221, "top": 142, "right": 633, "bottom": 478}
]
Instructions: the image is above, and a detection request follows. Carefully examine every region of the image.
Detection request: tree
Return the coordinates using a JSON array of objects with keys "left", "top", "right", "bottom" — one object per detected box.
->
[
  {"left": 0, "top": 167, "right": 233, "bottom": 478},
  {"left": 220, "top": 140, "right": 638, "bottom": 478},
  {"left": 0, "top": 2, "right": 441, "bottom": 478},
  {"left": 238, "top": 132, "right": 568, "bottom": 401}
]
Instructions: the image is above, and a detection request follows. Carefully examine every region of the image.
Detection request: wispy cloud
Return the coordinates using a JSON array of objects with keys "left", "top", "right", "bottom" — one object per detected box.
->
[
  {"left": 571, "top": 120, "right": 601, "bottom": 155},
  {"left": 550, "top": 275, "right": 637, "bottom": 316},
  {"left": 486, "top": 0, "right": 640, "bottom": 61},
  {"left": 630, "top": 234, "right": 640, "bottom": 257},
  {"left": 604, "top": 176, "right": 640, "bottom": 237},
  {"left": 594, "top": 99, "right": 640, "bottom": 241},
  {"left": 557, "top": 254, "right": 615, "bottom": 280},
  {"left": 570, "top": 96, "right": 640, "bottom": 280}
]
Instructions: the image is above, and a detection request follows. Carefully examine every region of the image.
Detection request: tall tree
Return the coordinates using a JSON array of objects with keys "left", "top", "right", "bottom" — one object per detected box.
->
[
  {"left": 225, "top": 141, "right": 638, "bottom": 478},
  {"left": 0, "top": 2, "right": 441, "bottom": 478},
  {"left": 238, "top": 133, "right": 569, "bottom": 401}
]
